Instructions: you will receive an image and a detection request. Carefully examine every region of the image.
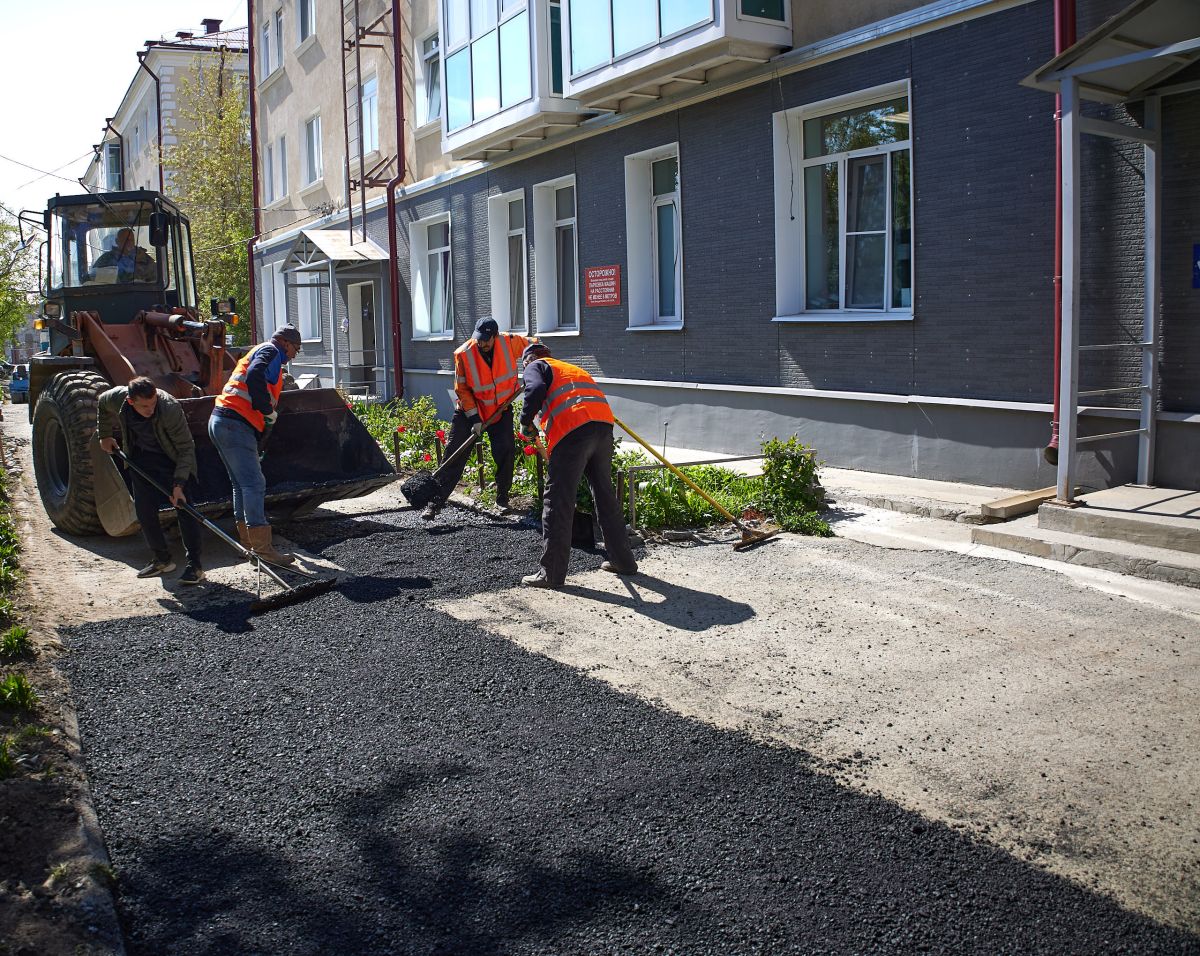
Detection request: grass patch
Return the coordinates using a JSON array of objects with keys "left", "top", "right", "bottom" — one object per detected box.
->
[
  {"left": 0, "top": 625, "right": 31, "bottom": 660},
  {"left": 0, "top": 673, "right": 38, "bottom": 712}
]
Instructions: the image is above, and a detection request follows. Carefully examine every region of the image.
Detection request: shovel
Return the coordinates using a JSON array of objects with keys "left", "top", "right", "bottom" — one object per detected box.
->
[
  {"left": 111, "top": 449, "right": 337, "bottom": 614},
  {"left": 611, "top": 416, "right": 780, "bottom": 551}
]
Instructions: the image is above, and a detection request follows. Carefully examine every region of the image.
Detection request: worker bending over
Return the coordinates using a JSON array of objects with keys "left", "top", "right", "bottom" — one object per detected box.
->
[
  {"left": 518, "top": 343, "right": 637, "bottom": 588},
  {"left": 208, "top": 324, "right": 301, "bottom": 565},
  {"left": 97, "top": 376, "right": 204, "bottom": 584},
  {"left": 421, "top": 317, "right": 534, "bottom": 520}
]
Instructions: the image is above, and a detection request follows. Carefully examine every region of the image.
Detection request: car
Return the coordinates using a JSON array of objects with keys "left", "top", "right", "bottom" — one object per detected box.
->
[{"left": 9, "top": 365, "right": 29, "bottom": 404}]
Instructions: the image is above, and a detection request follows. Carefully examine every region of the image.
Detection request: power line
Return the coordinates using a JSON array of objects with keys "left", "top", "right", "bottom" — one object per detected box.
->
[
  {"left": 16, "top": 150, "right": 95, "bottom": 190},
  {"left": 0, "top": 151, "right": 88, "bottom": 188}
]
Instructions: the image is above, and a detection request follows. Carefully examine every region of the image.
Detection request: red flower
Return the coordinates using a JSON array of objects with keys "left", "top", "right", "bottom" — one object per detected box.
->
[
  {"left": 523, "top": 445, "right": 536, "bottom": 456},
  {"left": 435, "top": 429, "right": 445, "bottom": 440},
  {"left": 423, "top": 453, "right": 433, "bottom": 462},
  {"left": 395, "top": 425, "right": 406, "bottom": 433},
  {"left": 346, "top": 402, "right": 353, "bottom": 410}
]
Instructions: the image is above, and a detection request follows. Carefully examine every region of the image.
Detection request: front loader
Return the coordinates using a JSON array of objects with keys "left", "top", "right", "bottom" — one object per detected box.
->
[{"left": 28, "top": 190, "right": 394, "bottom": 535}]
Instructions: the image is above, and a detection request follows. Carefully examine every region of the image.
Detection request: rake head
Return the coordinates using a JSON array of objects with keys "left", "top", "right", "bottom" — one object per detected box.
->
[{"left": 733, "top": 525, "right": 782, "bottom": 551}]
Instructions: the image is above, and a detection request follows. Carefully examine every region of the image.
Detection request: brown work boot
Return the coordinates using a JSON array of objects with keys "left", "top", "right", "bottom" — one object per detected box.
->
[
  {"left": 236, "top": 521, "right": 252, "bottom": 550},
  {"left": 246, "top": 524, "right": 295, "bottom": 565}
]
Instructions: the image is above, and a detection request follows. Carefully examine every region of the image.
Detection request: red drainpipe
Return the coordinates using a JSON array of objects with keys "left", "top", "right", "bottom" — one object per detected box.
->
[
  {"left": 385, "top": 4, "right": 407, "bottom": 399},
  {"left": 246, "top": 0, "right": 263, "bottom": 341},
  {"left": 1047, "top": 0, "right": 1076, "bottom": 462}
]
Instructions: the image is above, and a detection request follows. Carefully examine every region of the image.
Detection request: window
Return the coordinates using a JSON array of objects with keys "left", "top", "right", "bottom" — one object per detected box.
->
[
  {"left": 625, "top": 145, "right": 682, "bottom": 327},
  {"left": 261, "top": 8, "right": 283, "bottom": 76},
  {"left": 296, "top": 274, "right": 324, "bottom": 340},
  {"left": 549, "top": 1, "right": 563, "bottom": 94},
  {"left": 275, "top": 135, "right": 288, "bottom": 200},
  {"left": 261, "top": 19, "right": 272, "bottom": 74},
  {"left": 140, "top": 111, "right": 150, "bottom": 153},
  {"left": 740, "top": 0, "right": 784, "bottom": 19},
  {"left": 297, "top": 0, "right": 315, "bottom": 42},
  {"left": 421, "top": 34, "right": 442, "bottom": 124},
  {"left": 487, "top": 191, "right": 527, "bottom": 332},
  {"left": 442, "top": 0, "right": 531, "bottom": 131},
  {"left": 104, "top": 143, "right": 122, "bottom": 190},
  {"left": 570, "top": 0, "right": 712, "bottom": 76},
  {"left": 532, "top": 178, "right": 578, "bottom": 332},
  {"left": 773, "top": 84, "right": 912, "bottom": 318},
  {"left": 264, "top": 142, "right": 275, "bottom": 203},
  {"left": 274, "top": 9, "right": 284, "bottom": 64},
  {"left": 260, "top": 262, "right": 287, "bottom": 324},
  {"left": 410, "top": 215, "right": 454, "bottom": 338},
  {"left": 360, "top": 75, "right": 379, "bottom": 153},
  {"left": 304, "top": 115, "right": 323, "bottom": 185}
]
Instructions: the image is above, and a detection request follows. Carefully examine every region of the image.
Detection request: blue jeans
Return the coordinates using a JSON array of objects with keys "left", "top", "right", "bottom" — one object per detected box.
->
[{"left": 208, "top": 413, "right": 267, "bottom": 527}]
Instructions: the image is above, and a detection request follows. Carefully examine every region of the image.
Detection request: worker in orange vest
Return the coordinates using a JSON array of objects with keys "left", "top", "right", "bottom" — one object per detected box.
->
[
  {"left": 517, "top": 342, "right": 637, "bottom": 588},
  {"left": 421, "top": 317, "right": 534, "bottom": 520}
]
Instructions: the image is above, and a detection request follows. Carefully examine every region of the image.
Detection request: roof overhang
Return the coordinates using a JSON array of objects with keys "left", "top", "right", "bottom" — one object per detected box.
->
[
  {"left": 1022, "top": 0, "right": 1200, "bottom": 104},
  {"left": 284, "top": 229, "right": 389, "bottom": 273}
]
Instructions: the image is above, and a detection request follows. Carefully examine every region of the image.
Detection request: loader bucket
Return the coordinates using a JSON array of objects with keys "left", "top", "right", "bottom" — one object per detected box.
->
[{"left": 179, "top": 389, "right": 396, "bottom": 518}]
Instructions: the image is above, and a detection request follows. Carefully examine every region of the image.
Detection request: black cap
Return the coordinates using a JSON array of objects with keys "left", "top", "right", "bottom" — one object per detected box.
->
[
  {"left": 473, "top": 318, "right": 500, "bottom": 341},
  {"left": 273, "top": 325, "right": 302, "bottom": 350},
  {"left": 521, "top": 341, "right": 550, "bottom": 366}
]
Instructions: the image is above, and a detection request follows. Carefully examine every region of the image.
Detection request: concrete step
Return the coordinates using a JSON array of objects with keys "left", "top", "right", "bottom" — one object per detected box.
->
[
  {"left": 972, "top": 515, "right": 1200, "bottom": 589},
  {"left": 1038, "top": 495, "right": 1200, "bottom": 555}
]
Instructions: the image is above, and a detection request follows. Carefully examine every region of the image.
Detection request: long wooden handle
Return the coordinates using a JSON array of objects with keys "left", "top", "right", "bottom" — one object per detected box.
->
[{"left": 611, "top": 416, "right": 745, "bottom": 530}]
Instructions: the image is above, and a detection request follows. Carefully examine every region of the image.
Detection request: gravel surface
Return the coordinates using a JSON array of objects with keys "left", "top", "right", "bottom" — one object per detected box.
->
[{"left": 63, "top": 507, "right": 1198, "bottom": 955}]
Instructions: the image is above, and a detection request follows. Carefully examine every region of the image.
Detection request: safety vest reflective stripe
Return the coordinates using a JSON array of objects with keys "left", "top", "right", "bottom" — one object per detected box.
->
[
  {"left": 537, "top": 358, "right": 613, "bottom": 456},
  {"left": 455, "top": 335, "right": 525, "bottom": 420}
]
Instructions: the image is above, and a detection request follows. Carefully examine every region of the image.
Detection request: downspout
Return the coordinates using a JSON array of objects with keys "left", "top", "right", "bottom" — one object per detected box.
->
[
  {"left": 1045, "top": 0, "right": 1076, "bottom": 464},
  {"left": 135, "top": 50, "right": 166, "bottom": 194},
  {"left": 247, "top": 0, "right": 263, "bottom": 341},
  {"left": 385, "top": 3, "right": 408, "bottom": 399},
  {"left": 103, "top": 117, "right": 125, "bottom": 189}
]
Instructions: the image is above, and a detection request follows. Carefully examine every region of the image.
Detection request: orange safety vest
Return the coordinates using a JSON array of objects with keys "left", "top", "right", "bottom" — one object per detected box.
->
[
  {"left": 537, "top": 358, "right": 614, "bottom": 456},
  {"left": 453, "top": 333, "right": 531, "bottom": 422},
  {"left": 214, "top": 342, "right": 284, "bottom": 432}
]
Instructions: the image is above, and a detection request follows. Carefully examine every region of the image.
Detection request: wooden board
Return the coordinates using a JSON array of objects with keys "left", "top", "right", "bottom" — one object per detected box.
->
[{"left": 980, "top": 486, "right": 1060, "bottom": 520}]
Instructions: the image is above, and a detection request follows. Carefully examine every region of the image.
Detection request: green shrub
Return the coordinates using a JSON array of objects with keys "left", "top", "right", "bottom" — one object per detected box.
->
[
  {"left": 761, "top": 436, "right": 831, "bottom": 536},
  {"left": 352, "top": 396, "right": 448, "bottom": 473},
  {"left": 0, "top": 672, "right": 38, "bottom": 711},
  {"left": 0, "top": 736, "right": 12, "bottom": 780},
  {"left": 0, "top": 626, "right": 31, "bottom": 660}
]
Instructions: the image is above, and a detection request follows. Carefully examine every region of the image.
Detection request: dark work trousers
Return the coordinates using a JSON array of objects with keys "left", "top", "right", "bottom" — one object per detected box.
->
[
  {"left": 540, "top": 420, "right": 636, "bottom": 585},
  {"left": 432, "top": 407, "right": 516, "bottom": 505},
  {"left": 130, "top": 454, "right": 203, "bottom": 567}
]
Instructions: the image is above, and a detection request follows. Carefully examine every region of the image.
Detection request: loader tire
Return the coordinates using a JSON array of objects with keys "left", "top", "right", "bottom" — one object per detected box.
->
[{"left": 32, "top": 370, "right": 109, "bottom": 536}]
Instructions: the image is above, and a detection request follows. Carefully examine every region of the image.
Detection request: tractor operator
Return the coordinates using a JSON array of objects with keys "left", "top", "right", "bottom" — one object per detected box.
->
[
  {"left": 97, "top": 376, "right": 204, "bottom": 585},
  {"left": 517, "top": 342, "right": 637, "bottom": 589},
  {"left": 420, "top": 317, "right": 535, "bottom": 521},
  {"left": 94, "top": 227, "right": 156, "bottom": 283},
  {"left": 208, "top": 324, "right": 302, "bottom": 566}
]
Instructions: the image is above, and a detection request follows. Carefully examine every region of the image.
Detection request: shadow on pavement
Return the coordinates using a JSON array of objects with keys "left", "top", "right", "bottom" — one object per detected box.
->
[{"left": 561, "top": 574, "right": 754, "bottom": 631}]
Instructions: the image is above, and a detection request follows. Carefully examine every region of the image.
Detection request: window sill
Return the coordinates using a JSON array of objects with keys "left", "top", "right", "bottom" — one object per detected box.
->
[
  {"left": 299, "top": 179, "right": 325, "bottom": 197},
  {"left": 301, "top": 337, "right": 322, "bottom": 344},
  {"left": 259, "top": 66, "right": 285, "bottom": 93},
  {"left": 264, "top": 195, "right": 291, "bottom": 210},
  {"left": 295, "top": 33, "right": 318, "bottom": 56},
  {"left": 415, "top": 119, "right": 441, "bottom": 139},
  {"left": 412, "top": 334, "right": 455, "bottom": 342},
  {"left": 627, "top": 321, "right": 683, "bottom": 332},
  {"left": 772, "top": 312, "right": 914, "bottom": 323},
  {"left": 537, "top": 327, "right": 580, "bottom": 337}
]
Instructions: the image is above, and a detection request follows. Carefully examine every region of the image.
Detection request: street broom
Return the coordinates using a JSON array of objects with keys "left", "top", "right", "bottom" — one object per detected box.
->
[
  {"left": 612, "top": 417, "right": 781, "bottom": 551},
  {"left": 113, "top": 450, "right": 337, "bottom": 614}
]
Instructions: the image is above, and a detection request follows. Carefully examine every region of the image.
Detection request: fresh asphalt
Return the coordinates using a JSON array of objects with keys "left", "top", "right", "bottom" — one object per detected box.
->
[{"left": 63, "top": 507, "right": 1197, "bottom": 955}]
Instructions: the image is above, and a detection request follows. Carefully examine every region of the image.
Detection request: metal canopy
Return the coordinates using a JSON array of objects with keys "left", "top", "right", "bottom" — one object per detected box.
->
[
  {"left": 283, "top": 229, "right": 389, "bottom": 273},
  {"left": 1022, "top": 0, "right": 1200, "bottom": 503},
  {"left": 1022, "top": 0, "right": 1200, "bottom": 103}
]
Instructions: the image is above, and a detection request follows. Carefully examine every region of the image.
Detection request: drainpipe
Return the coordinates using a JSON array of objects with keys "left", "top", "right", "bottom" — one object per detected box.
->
[
  {"left": 103, "top": 117, "right": 125, "bottom": 190},
  {"left": 135, "top": 50, "right": 166, "bottom": 194},
  {"left": 385, "top": 3, "right": 408, "bottom": 399},
  {"left": 247, "top": 0, "right": 263, "bottom": 341},
  {"left": 1046, "top": 0, "right": 1076, "bottom": 464}
]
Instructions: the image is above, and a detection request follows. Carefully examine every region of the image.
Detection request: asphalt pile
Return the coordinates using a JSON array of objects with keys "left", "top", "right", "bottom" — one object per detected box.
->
[{"left": 63, "top": 507, "right": 1197, "bottom": 955}]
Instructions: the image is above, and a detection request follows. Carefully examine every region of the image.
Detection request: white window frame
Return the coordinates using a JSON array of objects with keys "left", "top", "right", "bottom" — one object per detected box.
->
[
  {"left": 104, "top": 142, "right": 122, "bottom": 189},
  {"left": 773, "top": 80, "right": 914, "bottom": 323},
  {"left": 260, "top": 261, "right": 287, "bottom": 325},
  {"left": 264, "top": 142, "right": 276, "bottom": 203},
  {"left": 417, "top": 32, "right": 442, "bottom": 129},
  {"left": 295, "top": 273, "right": 324, "bottom": 342},
  {"left": 487, "top": 189, "right": 528, "bottom": 333},
  {"left": 361, "top": 74, "right": 379, "bottom": 154},
  {"left": 532, "top": 175, "right": 579, "bottom": 334},
  {"left": 567, "top": 0, "right": 715, "bottom": 81},
  {"left": 303, "top": 114, "right": 323, "bottom": 186},
  {"left": 274, "top": 134, "right": 288, "bottom": 202},
  {"left": 297, "top": 0, "right": 316, "bottom": 44},
  {"left": 409, "top": 213, "right": 455, "bottom": 341},
  {"left": 274, "top": 9, "right": 284, "bottom": 67},
  {"left": 624, "top": 143, "right": 683, "bottom": 330}
]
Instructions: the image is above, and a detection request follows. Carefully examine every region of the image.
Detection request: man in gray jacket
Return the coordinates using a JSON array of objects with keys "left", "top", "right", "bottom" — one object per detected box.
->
[{"left": 97, "top": 376, "right": 204, "bottom": 583}]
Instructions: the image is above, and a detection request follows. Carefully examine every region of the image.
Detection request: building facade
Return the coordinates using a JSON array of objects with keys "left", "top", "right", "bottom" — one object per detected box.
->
[
  {"left": 83, "top": 20, "right": 249, "bottom": 194},
  {"left": 254, "top": 0, "right": 1200, "bottom": 491}
]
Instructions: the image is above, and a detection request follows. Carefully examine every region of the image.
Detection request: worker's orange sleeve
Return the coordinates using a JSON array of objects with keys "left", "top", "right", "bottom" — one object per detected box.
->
[{"left": 453, "top": 350, "right": 479, "bottom": 415}]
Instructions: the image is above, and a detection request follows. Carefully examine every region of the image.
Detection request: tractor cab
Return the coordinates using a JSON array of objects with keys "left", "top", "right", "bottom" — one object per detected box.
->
[{"left": 43, "top": 190, "right": 197, "bottom": 350}]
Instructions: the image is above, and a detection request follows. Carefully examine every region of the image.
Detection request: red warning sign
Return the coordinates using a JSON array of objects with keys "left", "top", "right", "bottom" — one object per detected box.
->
[{"left": 584, "top": 265, "right": 621, "bottom": 307}]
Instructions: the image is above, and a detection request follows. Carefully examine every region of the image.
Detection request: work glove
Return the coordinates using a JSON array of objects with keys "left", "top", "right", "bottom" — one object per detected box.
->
[
  {"left": 520, "top": 422, "right": 539, "bottom": 440},
  {"left": 264, "top": 411, "right": 279, "bottom": 427},
  {"left": 471, "top": 421, "right": 484, "bottom": 439}
]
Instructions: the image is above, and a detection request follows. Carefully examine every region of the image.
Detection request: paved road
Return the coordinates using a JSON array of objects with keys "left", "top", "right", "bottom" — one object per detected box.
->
[{"left": 62, "top": 505, "right": 1198, "bottom": 955}]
